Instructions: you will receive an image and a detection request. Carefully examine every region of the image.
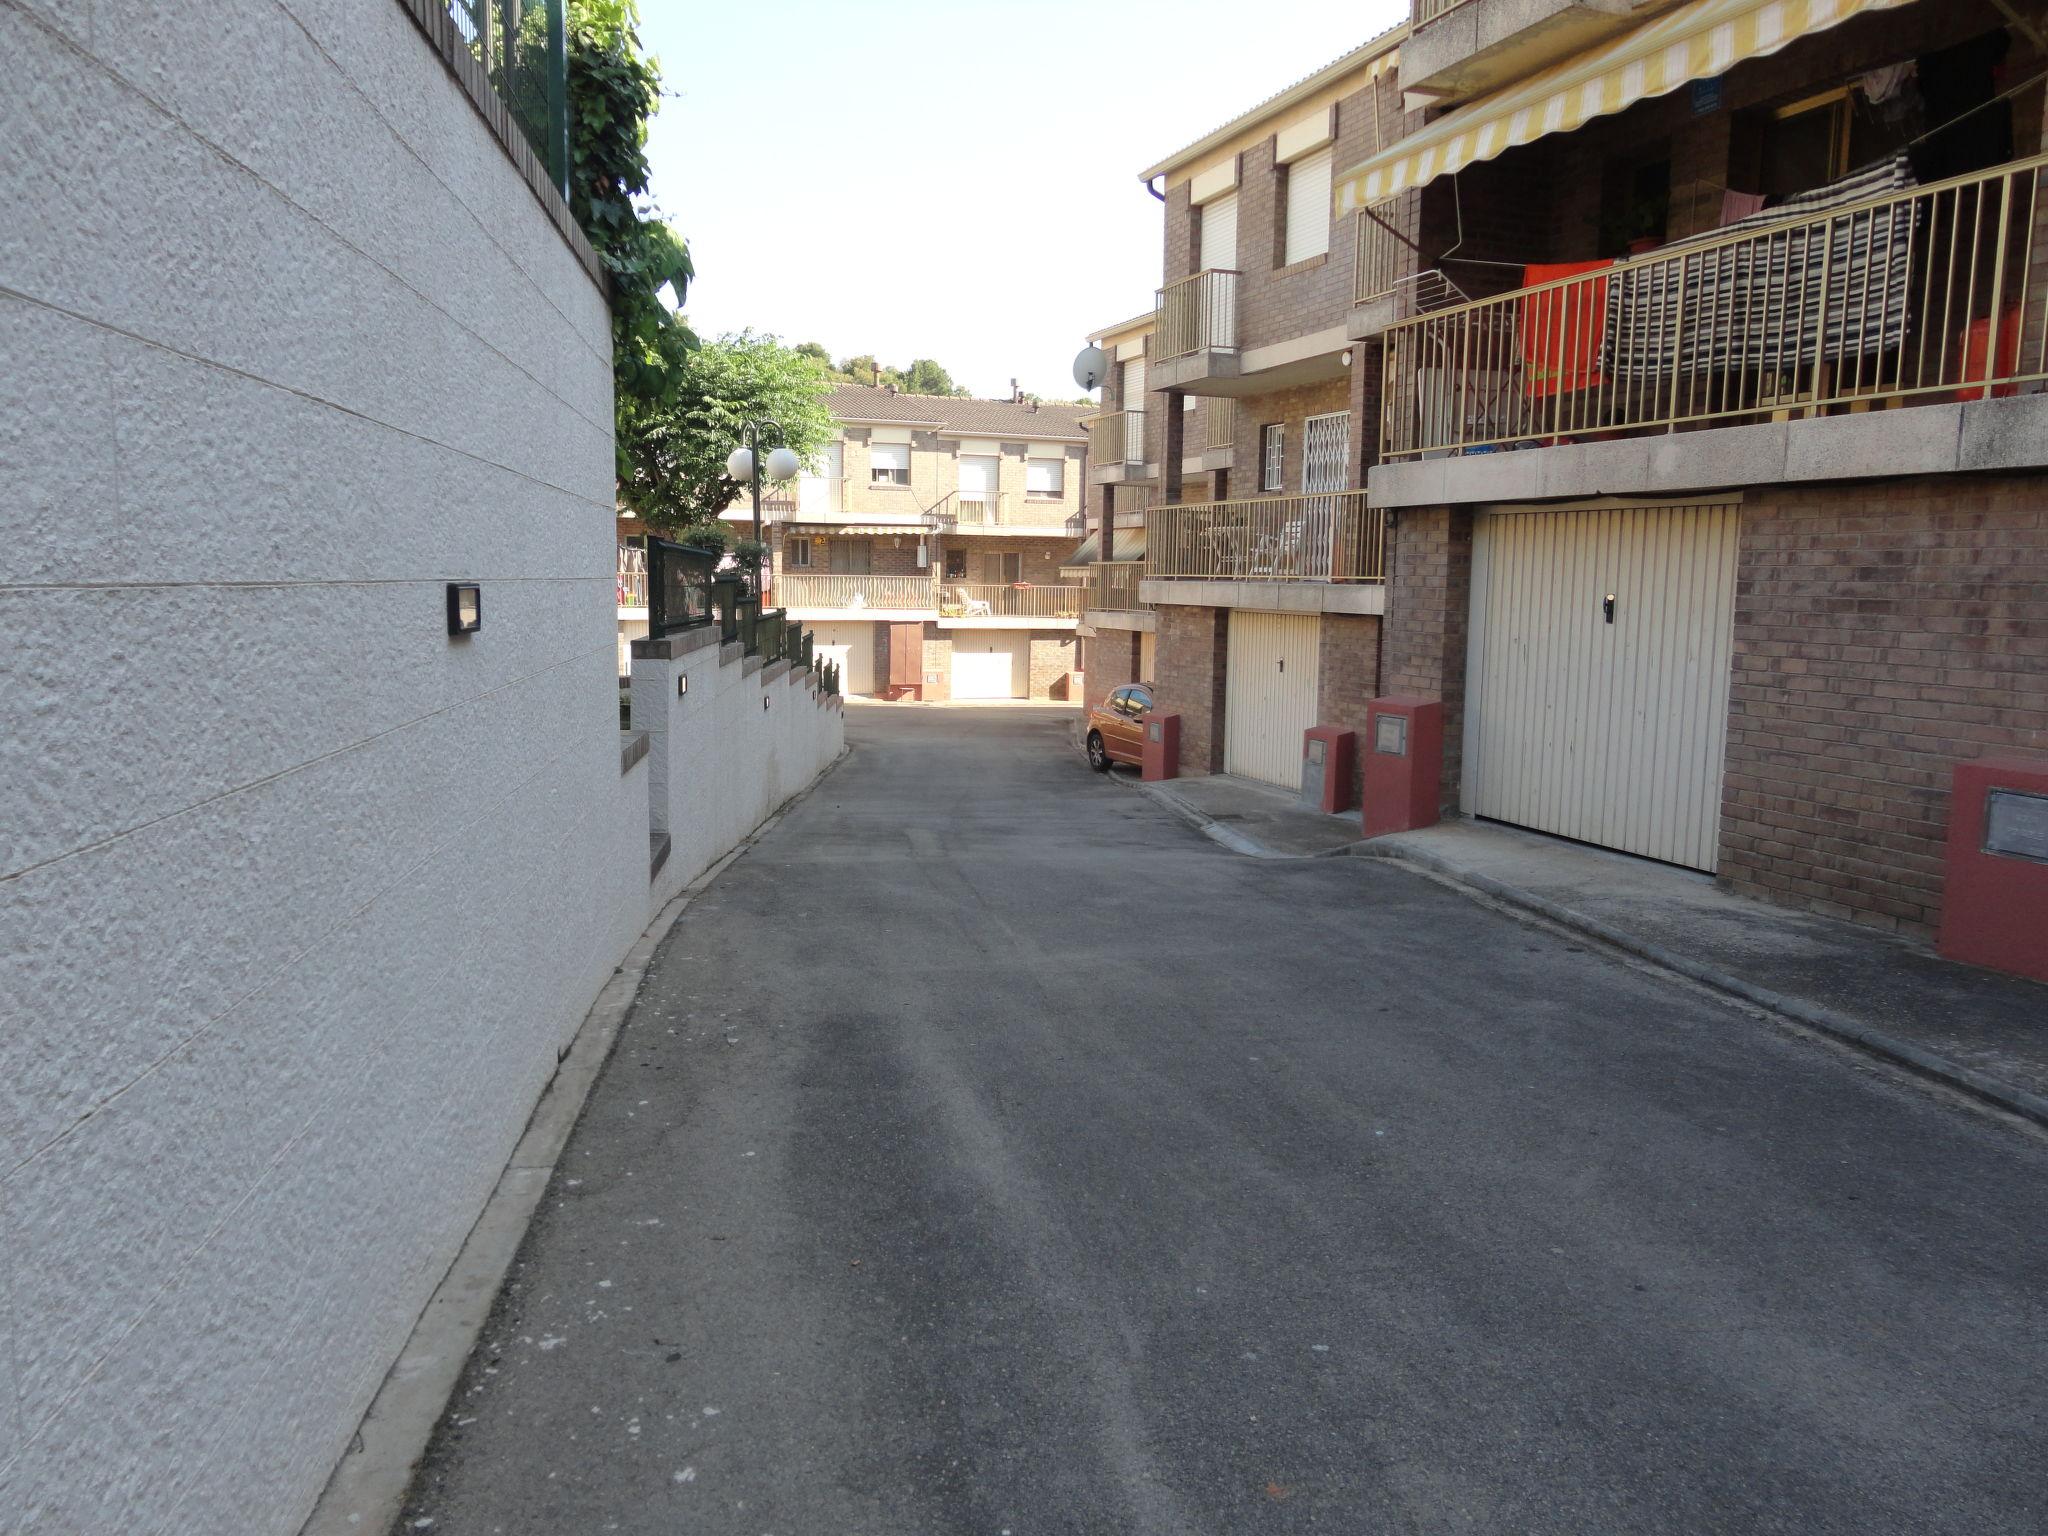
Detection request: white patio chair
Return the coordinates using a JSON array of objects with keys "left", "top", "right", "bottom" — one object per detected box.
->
[{"left": 957, "top": 585, "right": 992, "bottom": 618}]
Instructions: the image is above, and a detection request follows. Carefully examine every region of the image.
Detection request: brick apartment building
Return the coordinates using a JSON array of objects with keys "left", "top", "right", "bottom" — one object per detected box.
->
[
  {"left": 1092, "top": 0, "right": 2048, "bottom": 940},
  {"left": 742, "top": 384, "right": 1090, "bottom": 700}
]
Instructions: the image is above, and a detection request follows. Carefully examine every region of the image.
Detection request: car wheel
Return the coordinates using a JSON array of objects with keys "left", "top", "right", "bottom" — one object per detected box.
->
[{"left": 1086, "top": 731, "right": 1112, "bottom": 772}]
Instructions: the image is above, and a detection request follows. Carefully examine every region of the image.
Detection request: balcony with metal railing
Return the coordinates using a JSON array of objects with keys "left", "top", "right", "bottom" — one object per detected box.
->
[
  {"left": 1083, "top": 561, "right": 1149, "bottom": 614},
  {"left": 1146, "top": 491, "right": 1386, "bottom": 584},
  {"left": 1379, "top": 155, "right": 2048, "bottom": 470},
  {"left": 1151, "top": 269, "right": 1240, "bottom": 392},
  {"left": 776, "top": 572, "right": 938, "bottom": 617},
  {"left": 935, "top": 582, "right": 1085, "bottom": 626},
  {"left": 944, "top": 491, "right": 1085, "bottom": 535},
  {"left": 1085, "top": 410, "right": 1149, "bottom": 479}
]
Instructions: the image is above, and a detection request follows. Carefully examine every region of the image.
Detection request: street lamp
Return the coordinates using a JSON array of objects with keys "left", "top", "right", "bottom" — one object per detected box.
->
[{"left": 725, "top": 418, "right": 801, "bottom": 583}]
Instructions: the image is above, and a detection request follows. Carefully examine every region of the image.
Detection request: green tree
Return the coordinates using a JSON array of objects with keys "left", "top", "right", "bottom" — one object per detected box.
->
[
  {"left": 618, "top": 332, "right": 836, "bottom": 541},
  {"left": 550, "top": 0, "right": 697, "bottom": 439},
  {"left": 901, "top": 358, "right": 967, "bottom": 396}
]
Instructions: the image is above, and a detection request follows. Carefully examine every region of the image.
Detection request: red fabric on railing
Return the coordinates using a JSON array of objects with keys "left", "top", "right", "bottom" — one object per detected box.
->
[{"left": 1520, "top": 260, "right": 1612, "bottom": 399}]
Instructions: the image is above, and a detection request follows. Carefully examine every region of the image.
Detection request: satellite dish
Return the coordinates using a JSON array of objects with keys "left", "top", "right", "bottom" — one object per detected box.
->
[{"left": 1072, "top": 344, "right": 1108, "bottom": 393}]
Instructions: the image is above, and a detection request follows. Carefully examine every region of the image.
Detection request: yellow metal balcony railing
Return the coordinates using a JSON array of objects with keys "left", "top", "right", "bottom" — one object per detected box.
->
[
  {"left": 1413, "top": 0, "right": 1477, "bottom": 23},
  {"left": 1203, "top": 398, "right": 1233, "bottom": 451},
  {"left": 1086, "top": 409, "right": 1147, "bottom": 466},
  {"left": 1355, "top": 204, "right": 1407, "bottom": 305},
  {"left": 1148, "top": 491, "right": 1385, "bottom": 582},
  {"left": 777, "top": 573, "right": 936, "bottom": 611},
  {"left": 938, "top": 582, "right": 1085, "bottom": 619},
  {"left": 1087, "top": 561, "right": 1148, "bottom": 612},
  {"left": 1156, "top": 269, "right": 1239, "bottom": 360},
  {"left": 1382, "top": 154, "right": 2048, "bottom": 460}
]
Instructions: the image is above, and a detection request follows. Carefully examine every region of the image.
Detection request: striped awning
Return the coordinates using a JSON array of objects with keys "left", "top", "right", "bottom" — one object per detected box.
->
[
  {"left": 1110, "top": 527, "right": 1147, "bottom": 562},
  {"left": 1335, "top": 0, "right": 1916, "bottom": 213}
]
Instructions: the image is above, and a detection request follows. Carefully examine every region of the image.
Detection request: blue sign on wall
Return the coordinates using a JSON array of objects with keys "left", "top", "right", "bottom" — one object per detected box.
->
[{"left": 1691, "top": 76, "right": 1725, "bottom": 116}]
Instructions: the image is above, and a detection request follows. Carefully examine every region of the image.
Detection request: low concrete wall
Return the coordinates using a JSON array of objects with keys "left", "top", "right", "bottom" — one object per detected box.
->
[{"left": 630, "top": 630, "right": 845, "bottom": 907}]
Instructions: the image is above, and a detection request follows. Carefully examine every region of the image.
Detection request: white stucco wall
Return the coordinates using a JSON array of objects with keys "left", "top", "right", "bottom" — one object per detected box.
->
[{"left": 0, "top": 3, "right": 834, "bottom": 1531}]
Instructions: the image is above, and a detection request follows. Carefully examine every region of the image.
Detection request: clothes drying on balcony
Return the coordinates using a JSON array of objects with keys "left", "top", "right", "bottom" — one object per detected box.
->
[{"left": 1600, "top": 153, "right": 1919, "bottom": 383}]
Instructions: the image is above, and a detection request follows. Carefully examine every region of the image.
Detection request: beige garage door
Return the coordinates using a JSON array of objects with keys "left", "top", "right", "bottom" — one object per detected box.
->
[
  {"left": 1139, "top": 630, "right": 1157, "bottom": 684},
  {"left": 952, "top": 632, "right": 1029, "bottom": 699},
  {"left": 1464, "top": 502, "right": 1738, "bottom": 872},
  {"left": 1225, "top": 611, "right": 1320, "bottom": 789},
  {"left": 808, "top": 621, "right": 875, "bottom": 695}
]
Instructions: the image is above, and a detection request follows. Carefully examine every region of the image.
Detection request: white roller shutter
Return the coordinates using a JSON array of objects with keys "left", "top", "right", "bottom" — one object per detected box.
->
[
  {"left": 1225, "top": 611, "right": 1320, "bottom": 789},
  {"left": 809, "top": 620, "right": 876, "bottom": 694},
  {"left": 1200, "top": 192, "right": 1238, "bottom": 273},
  {"left": 952, "top": 633, "right": 1029, "bottom": 699},
  {"left": 1463, "top": 503, "right": 1739, "bottom": 872},
  {"left": 1285, "top": 145, "right": 1334, "bottom": 264}
]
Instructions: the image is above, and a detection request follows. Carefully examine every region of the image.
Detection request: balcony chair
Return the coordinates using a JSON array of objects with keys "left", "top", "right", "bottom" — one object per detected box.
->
[{"left": 956, "top": 585, "right": 992, "bottom": 618}]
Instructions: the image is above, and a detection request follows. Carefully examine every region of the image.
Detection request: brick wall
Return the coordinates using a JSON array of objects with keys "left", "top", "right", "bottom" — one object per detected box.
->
[
  {"left": 1084, "top": 631, "right": 1143, "bottom": 696},
  {"left": 1162, "top": 70, "right": 1418, "bottom": 361},
  {"left": 1381, "top": 506, "right": 1473, "bottom": 814},
  {"left": 920, "top": 625, "right": 952, "bottom": 702},
  {"left": 1154, "top": 603, "right": 1229, "bottom": 773},
  {"left": 1317, "top": 615, "right": 1382, "bottom": 741},
  {"left": 1029, "top": 632, "right": 1077, "bottom": 700},
  {"left": 1218, "top": 378, "right": 1352, "bottom": 494},
  {"left": 1723, "top": 476, "right": 2048, "bottom": 935}
]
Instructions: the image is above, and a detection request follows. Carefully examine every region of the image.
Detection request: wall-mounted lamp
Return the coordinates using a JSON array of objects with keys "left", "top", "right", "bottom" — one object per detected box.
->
[
  {"left": 1341, "top": 349, "right": 1354, "bottom": 368},
  {"left": 763, "top": 695, "right": 771, "bottom": 711},
  {"left": 446, "top": 582, "right": 481, "bottom": 636},
  {"left": 678, "top": 674, "right": 688, "bottom": 697}
]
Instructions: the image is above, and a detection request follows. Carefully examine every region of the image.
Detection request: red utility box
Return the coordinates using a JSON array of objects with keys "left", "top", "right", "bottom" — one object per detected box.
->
[
  {"left": 1939, "top": 755, "right": 2048, "bottom": 983},
  {"left": 1141, "top": 712, "right": 1181, "bottom": 781},
  {"left": 1300, "top": 726, "right": 1357, "bottom": 814},
  {"left": 1362, "top": 696, "right": 1444, "bottom": 837}
]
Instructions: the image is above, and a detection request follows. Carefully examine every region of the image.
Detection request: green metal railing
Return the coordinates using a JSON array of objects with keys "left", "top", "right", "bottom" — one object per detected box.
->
[
  {"left": 446, "top": 0, "right": 570, "bottom": 197},
  {"left": 647, "top": 539, "right": 718, "bottom": 636}
]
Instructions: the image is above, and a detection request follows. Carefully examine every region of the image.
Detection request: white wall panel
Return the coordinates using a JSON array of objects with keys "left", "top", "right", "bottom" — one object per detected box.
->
[
  {"left": 1463, "top": 503, "right": 1739, "bottom": 871},
  {"left": 0, "top": 3, "right": 844, "bottom": 1531},
  {"left": 1226, "top": 611, "right": 1320, "bottom": 788}
]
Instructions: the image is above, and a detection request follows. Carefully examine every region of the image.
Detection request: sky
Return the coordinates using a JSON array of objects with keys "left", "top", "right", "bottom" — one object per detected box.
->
[{"left": 638, "top": 0, "right": 1411, "bottom": 402}]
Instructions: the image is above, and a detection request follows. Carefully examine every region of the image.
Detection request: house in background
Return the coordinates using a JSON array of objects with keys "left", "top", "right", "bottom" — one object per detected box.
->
[
  {"left": 1072, "top": 312, "right": 1160, "bottom": 694},
  {"left": 746, "top": 384, "right": 1093, "bottom": 700}
]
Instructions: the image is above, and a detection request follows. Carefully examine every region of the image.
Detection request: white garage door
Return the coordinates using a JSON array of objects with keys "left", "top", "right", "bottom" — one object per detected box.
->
[
  {"left": 1464, "top": 502, "right": 1739, "bottom": 872},
  {"left": 1225, "top": 611, "right": 1320, "bottom": 789},
  {"left": 952, "top": 632, "right": 1029, "bottom": 699},
  {"left": 808, "top": 620, "right": 875, "bottom": 695}
]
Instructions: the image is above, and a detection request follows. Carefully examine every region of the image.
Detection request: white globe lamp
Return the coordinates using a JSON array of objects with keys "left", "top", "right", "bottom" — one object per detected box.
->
[
  {"left": 725, "top": 446, "right": 754, "bottom": 481},
  {"left": 765, "top": 446, "right": 801, "bottom": 483}
]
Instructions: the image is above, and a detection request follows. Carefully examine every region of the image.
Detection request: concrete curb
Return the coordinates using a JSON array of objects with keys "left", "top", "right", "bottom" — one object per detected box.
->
[
  {"left": 298, "top": 750, "right": 850, "bottom": 1536},
  {"left": 1105, "top": 770, "right": 1356, "bottom": 861},
  {"left": 1106, "top": 761, "right": 2048, "bottom": 1134}
]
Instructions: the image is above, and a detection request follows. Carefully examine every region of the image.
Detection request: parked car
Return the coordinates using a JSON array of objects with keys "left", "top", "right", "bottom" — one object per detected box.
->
[{"left": 1086, "top": 684, "right": 1153, "bottom": 772}]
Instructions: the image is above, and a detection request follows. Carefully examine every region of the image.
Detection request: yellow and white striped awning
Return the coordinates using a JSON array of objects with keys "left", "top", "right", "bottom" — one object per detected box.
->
[{"left": 1336, "top": 0, "right": 1915, "bottom": 212}]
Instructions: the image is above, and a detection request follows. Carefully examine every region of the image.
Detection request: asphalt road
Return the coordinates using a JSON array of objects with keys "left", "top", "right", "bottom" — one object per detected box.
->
[{"left": 400, "top": 704, "right": 2048, "bottom": 1535}]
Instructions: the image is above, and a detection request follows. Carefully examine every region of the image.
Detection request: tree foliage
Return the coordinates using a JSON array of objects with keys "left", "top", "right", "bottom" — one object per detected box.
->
[
  {"left": 805, "top": 347, "right": 972, "bottom": 396},
  {"left": 553, "top": 1, "right": 697, "bottom": 431},
  {"left": 617, "top": 332, "right": 836, "bottom": 541}
]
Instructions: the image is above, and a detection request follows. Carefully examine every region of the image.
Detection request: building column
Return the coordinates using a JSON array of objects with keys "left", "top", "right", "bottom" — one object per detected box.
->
[{"left": 1162, "top": 388, "right": 1186, "bottom": 505}]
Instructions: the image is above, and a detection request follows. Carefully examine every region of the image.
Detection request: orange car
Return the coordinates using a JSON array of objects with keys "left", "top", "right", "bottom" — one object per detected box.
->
[{"left": 1085, "top": 683, "right": 1154, "bottom": 771}]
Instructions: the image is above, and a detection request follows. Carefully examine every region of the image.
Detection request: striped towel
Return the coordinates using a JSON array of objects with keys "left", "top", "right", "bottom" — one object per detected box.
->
[{"left": 1603, "top": 153, "right": 1919, "bottom": 382}]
